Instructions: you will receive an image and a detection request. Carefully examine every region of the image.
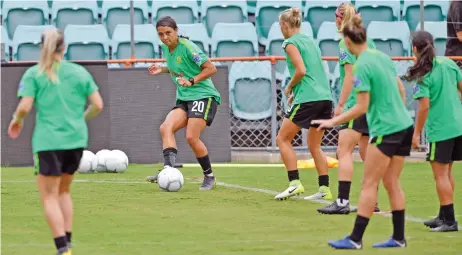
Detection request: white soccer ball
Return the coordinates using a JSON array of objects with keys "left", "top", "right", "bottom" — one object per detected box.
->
[
  {"left": 77, "top": 150, "right": 96, "bottom": 173},
  {"left": 157, "top": 167, "right": 184, "bottom": 192},
  {"left": 94, "top": 149, "right": 111, "bottom": 172},
  {"left": 106, "top": 150, "right": 129, "bottom": 173}
]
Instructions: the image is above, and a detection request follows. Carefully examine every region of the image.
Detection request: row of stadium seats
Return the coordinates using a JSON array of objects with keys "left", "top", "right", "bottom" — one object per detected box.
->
[
  {"left": 1, "top": 0, "right": 449, "bottom": 45},
  {"left": 1, "top": 21, "right": 447, "bottom": 63}
]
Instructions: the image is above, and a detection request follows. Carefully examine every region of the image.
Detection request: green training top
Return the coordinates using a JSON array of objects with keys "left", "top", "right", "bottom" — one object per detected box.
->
[
  {"left": 353, "top": 49, "right": 413, "bottom": 137},
  {"left": 17, "top": 61, "right": 99, "bottom": 153},
  {"left": 162, "top": 38, "right": 221, "bottom": 104},
  {"left": 282, "top": 33, "right": 332, "bottom": 105},
  {"left": 339, "top": 38, "right": 376, "bottom": 110},
  {"left": 413, "top": 57, "right": 462, "bottom": 142}
]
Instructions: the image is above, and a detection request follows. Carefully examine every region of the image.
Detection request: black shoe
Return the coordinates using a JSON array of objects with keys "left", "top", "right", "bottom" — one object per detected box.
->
[
  {"left": 430, "top": 221, "right": 458, "bottom": 232},
  {"left": 424, "top": 216, "right": 443, "bottom": 228},
  {"left": 318, "top": 201, "right": 350, "bottom": 215}
]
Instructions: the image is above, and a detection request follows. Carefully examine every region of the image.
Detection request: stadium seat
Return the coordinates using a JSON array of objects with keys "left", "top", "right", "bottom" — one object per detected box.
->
[
  {"left": 211, "top": 23, "right": 258, "bottom": 57},
  {"left": 201, "top": 0, "right": 248, "bottom": 37},
  {"left": 51, "top": 0, "right": 98, "bottom": 31},
  {"left": 247, "top": 0, "right": 257, "bottom": 14},
  {"left": 102, "top": 0, "right": 149, "bottom": 38},
  {"left": 12, "top": 25, "right": 55, "bottom": 61},
  {"left": 64, "top": 24, "right": 110, "bottom": 60},
  {"left": 255, "top": 0, "right": 303, "bottom": 46},
  {"left": 152, "top": 1, "right": 199, "bottom": 25},
  {"left": 1, "top": 25, "right": 10, "bottom": 61},
  {"left": 111, "top": 24, "right": 159, "bottom": 60},
  {"left": 316, "top": 22, "right": 342, "bottom": 72},
  {"left": 303, "top": 0, "right": 348, "bottom": 38},
  {"left": 229, "top": 61, "right": 273, "bottom": 120},
  {"left": 355, "top": 0, "right": 401, "bottom": 28},
  {"left": 403, "top": 0, "right": 449, "bottom": 32},
  {"left": 177, "top": 23, "right": 210, "bottom": 54},
  {"left": 2, "top": 0, "right": 50, "bottom": 40},
  {"left": 415, "top": 21, "right": 447, "bottom": 56},
  {"left": 265, "top": 21, "right": 314, "bottom": 80},
  {"left": 367, "top": 21, "right": 411, "bottom": 56}
]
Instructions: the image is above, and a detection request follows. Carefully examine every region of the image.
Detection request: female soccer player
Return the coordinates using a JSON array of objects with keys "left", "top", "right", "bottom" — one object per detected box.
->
[
  {"left": 8, "top": 28, "right": 103, "bottom": 255},
  {"left": 146, "top": 16, "right": 221, "bottom": 190},
  {"left": 317, "top": 2, "right": 381, "bottom": 214},
  {"left": 405, "top": 31, "right": 462, "bottom": 232},
  {"left": 274, "top": 7, "right": 334, "bottom": 201},
  {"left": 313, "top": 16, "right": 413, "bottom": 249}
]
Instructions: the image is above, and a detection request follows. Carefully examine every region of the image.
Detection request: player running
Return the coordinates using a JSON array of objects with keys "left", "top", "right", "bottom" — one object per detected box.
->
[
  {"left": 317, "top": 2, "right": 381, "bottom": 214},
  {"left": 313, "top": 15, "right": 412, "bottom": 249},
  {"left": 146, "top": 16, "right": 221, "bottom": 190},
  {"left": 274, "top": 7, "right": 334, "bottom": 201},
  {"left": 404, "top": 30, "right": 461, "bottom": 232},
  {"left": 8, "top": 28, "right": 104, "bottom": 255}
]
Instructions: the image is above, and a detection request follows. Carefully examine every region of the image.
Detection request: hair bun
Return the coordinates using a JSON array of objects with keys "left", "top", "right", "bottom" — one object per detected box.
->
[
  {"left": 352, "top": 15, "right": 363, "bottom": 27},
  {"left": 291, "top": 7, "right": 301, "bottom": 17}
]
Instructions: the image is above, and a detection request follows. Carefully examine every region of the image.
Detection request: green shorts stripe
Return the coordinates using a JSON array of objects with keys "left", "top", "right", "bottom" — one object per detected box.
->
[
  {"left": 430, "top": 142, "right": 436, "bottom": 161},
  {"left": 375, "top": 136, "right": 383, "bottom": 145},
  {"left": 348, "top": 119, "right": 354, "bottom": 129},
  {"left": 204, "top": 98, "right": 212, "bottom": 120},
  {"left": 33, "top": 153, "right": 39, "bottom": 175},
  {"left": 289, "top": 104, "right": 301, "bottom": 121}
]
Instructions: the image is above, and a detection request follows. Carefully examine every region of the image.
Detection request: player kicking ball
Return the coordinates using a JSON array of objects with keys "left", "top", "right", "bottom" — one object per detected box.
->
[{"left": 146, "top": 16, "right": 221, "bottom": 190}]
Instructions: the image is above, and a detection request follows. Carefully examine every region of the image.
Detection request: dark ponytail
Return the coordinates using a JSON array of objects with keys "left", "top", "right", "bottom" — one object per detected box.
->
[
  {"left": 156, "top": 16, "right": 190, "bottom": 40},
  {"left": 403, "top": 31, "right": 435, "bottom": 83}
]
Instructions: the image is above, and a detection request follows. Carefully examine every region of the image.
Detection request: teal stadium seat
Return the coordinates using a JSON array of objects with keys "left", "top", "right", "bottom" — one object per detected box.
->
[
  {"left": 64, "top": 24, "right": 109, "bottom": 60},
  {"left": 303, "top": 0, "right": 348, "bottom": 38},
  {"left": 201, "top": 0, "right": 248, "bottom": 37},
  {"left": 316, "top": 21, "right": 342, "bottom": 72},
  {"left": 255, "top": 0, "right": 303, "bottom": 46},
  {"left": 152, "top": 1, "right": 199, "bottom": 25},
  {"left": 1, "top": 25, "right": 10, "bottom": 61},
  {"left": 111, "top": 24, "right": 159, "bottom": 60},
  {"left": 211, "top": 23, "right": 258, "bottom": 57},
  {"left": 415, "top": 21, "right": 447, "bottom": 56},
  {"left": 177, "top": 23, "right": 210, "bottom": 54},
  {"left": 247, "top": 0, "right": 256, "bottom": 14},
  {"left": 102, "top": 0, "right": 149, "bottom": 38},
  {"left": 2, "top": 0, "right": 50, "bottom": 40},
  {"left": 355, "top": 0, "right": 401, "bottom": 28},
  {"left": 12, "top": 25, "right": 54, "bottom": 61},
  {"left": 367, "top": 21, "right": 411, "bottom": 56},
  {"left": 403, "top": 0, "right": 449, "bottom": 32},
  {"left": 266, "top": 21, "right": 313, "bottom": 80},
  {"left": 229, "top": 61, "right": 273, "bottom": 120},
  {"left": 51, "top": 0, "right": 98, "bottom": 31}
]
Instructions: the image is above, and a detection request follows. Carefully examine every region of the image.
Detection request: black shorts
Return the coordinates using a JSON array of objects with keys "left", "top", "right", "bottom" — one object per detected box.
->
[
  {"left": 173, "top": 97, "right": 219, "bottom": 126},
  {"left": 284, "top": 100, "right": 333, "bottom": 129},
  {"left": 426, "top": 135, "right": 462, "bottom": 164},
  {"left": 339, "top": 114, "right": 369, "bottom": 136},
  {"left": 33, "top": 148, "right": 84, "bottom": 176},
  {"left": 369, "top": 126, "right": 413, "bottom": 158}
]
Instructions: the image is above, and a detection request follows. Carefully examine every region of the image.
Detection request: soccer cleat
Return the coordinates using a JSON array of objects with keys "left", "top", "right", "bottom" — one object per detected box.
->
[
  {"left": 328, "top": 236, "right": 362, "bottom": 249},
  {"left": 199, "top": 176, "right": 216, "bottom": 190},
  {"left": 318, "top": 201, "right": 351, "bottom": 215},
  {"left": 429, "top": 221, "right": 458, "bottom": 232},
  {"left": 424, "top": 216, "right": 443, "bottom": 228},
  {"left": 146, "top": 166, "right": 170, "bottom": 183},
  {"left": 274, "top": 180, "right": 305, "bottom": 200},
  {"left": 56, "top": 247, "right": 71, "bottom": 255},
  {"left": 304, "top": 185, "right": 332, "bottom": 200},
  {"left": 373, "top": 238, "right": 407, "bottom": 248}
]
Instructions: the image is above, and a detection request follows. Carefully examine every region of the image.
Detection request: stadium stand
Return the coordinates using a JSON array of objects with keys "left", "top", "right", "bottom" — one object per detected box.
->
[
  {"left": 367, "top": 21, "right": 411, "bottom": 56},
  {"left": 101, "top": 0, "right": 149, "bottom": 38},
  {"left": 211, "top": 22, "right": 259, "bottom": 58},
  {"left": 111, "top": 24, "right": 159, "bottom": 60},
  {"left": 12, "top": 25, "right": 54, "bottom": 61},
  {"left": 303, "top": 0, "right": 348, "bottom": 38},
  {"left": 1, "top": 25, "right": 10, "bottom": 62},
  {"left": 200, "top": 0, "right": 248, "bottom": 37},
  {"left": 2, "top": 0, "right": 50, "bottom": 39},
  {"left": 415, "top": 21, "right": 447, "bottom": 56},
  {"left": 51, "top": 0, "right": 99, "bottom": 31},
  {"left": 177, "top": 23, "right": 210, "bottom": 55},
  {"left": 354, "top": 0, "right": 401, "bottom": 28},
  {"left": 402, "top": 0, "right": 448, "bottom": 32},
  {"left": 316, "top": 21, "right": 342, "bottom": 72},
  {"left": 152, "top": 1, "right": 199, "bottom": 26},
  {"left": 63, "top": 24, "right": 110, "bottom": 60}
]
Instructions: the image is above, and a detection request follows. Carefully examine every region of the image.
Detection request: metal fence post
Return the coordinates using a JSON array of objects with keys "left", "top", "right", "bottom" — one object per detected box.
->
[
  {"left": 420, "top": 0, "right": 425, "bottom": 30},
  {"left": 270, "top": 59, "right": 278, "bottom": 151},
  {"left": 129, "top": 0, "right": 136, "bottom": 59}
]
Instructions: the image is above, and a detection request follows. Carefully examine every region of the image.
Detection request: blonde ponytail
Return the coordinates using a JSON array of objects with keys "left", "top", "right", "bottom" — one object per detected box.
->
[
  {"left": 337, "top": 3, "right": 358, "bottom": 32},
  {"left": 38, "top": 29, "right": 64, "bottom": 83},
  {"left": 279, "top": 7, "right": 302, "bottom": 28}
]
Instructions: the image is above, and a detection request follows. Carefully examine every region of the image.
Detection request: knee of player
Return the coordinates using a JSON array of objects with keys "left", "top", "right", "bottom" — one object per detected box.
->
[
  {"left": 382, "top": 177, "right": 399, "bottom": 191},
  {"left": 361, "top": 177, "right": 379, "bottom": 190},
  {"left": 186, "top": 133, "right": 200, "bottom": 145},
  {"left": 336, "top": 144, "right": 353, "bottom": 157},
  {"left": 276, "top": 133, "right": 289, "bottom": 145},
  {"left": 159, "top": 122, "right": 173, "bottom": 136}
]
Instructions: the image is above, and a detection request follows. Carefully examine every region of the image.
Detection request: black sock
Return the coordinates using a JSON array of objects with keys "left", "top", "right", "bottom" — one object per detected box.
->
[
  {"left": 287, "top": 170, "right": 299, "bottom": 182},
  {"left": 338, "top": 181, "right": 351, "bottom": 201},
  {"left": 392, "top": 210, "right": 405, "bottom": 241},
  {"left": 318, "top": 175, "right": 329, "bottom": 187},
  {"left": 197, "top": 155, "right": 213, "bottom": 176},
  {"left": 65, "top": 232, "right": 72, "bottom": 244},
  {"left": 350, "top": 215, "right": 369, "bottom": 242},
  {"left": 438, "top": 206, "right": 444, "bottom": 220},
  {"left": 54, "top": 236, "right": 67, "bottom": 250},
  {"left": 163, "top": 147, "right": 177, "bottom": 167},
  {"left": 441, "top": 204, "right": 455, "bottom": 224}
]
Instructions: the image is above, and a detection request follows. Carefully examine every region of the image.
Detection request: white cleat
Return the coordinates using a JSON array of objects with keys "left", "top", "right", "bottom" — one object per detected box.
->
[{"left": 274, "top": 182, "right": 305, "bottom": 200}]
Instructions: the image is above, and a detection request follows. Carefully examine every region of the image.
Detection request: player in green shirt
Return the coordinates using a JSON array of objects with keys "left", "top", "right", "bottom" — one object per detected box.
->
[
  {"left": 146, "top": 16, "right": 221, "bottom": 190},
  {"left": 313, "top": 16, "right": 413, "bottom": 249},
  {"left": 8, "top": 29, "right": 103, "bottom": 255},
  {"left": 274, "top": 7, "right": 334, "bottom": 201},
  {"left": 318, "top": 2, "right": 381, "bottom": 215},
  {"left": 404, "top": 30, "right": 462, "bottom": 232}
]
